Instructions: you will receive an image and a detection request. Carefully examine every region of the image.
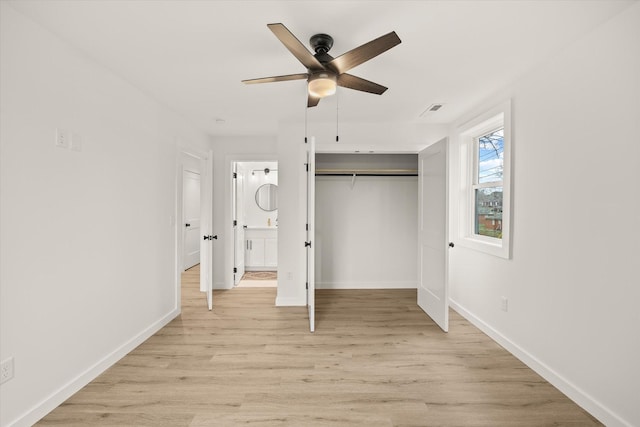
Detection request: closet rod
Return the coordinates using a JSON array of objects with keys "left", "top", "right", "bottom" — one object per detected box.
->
[{"left": 315, "top": 168, "right": 418, "bottom": 177}]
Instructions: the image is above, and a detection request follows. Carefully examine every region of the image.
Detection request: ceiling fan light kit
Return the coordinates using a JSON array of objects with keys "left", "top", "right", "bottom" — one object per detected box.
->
[
  {"left": 308, "top": 72, "right": 337, "bottom": 98},
  {"left": 242, "top": 23, "right": 401, "bottom": 107}
]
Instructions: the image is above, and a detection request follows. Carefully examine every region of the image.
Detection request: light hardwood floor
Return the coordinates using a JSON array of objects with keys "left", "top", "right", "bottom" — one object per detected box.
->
[{"left": 37, "top": 266, "right": 601, "bottom": 426}]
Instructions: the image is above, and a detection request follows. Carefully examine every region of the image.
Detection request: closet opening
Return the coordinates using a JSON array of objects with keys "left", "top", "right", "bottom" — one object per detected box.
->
[{"left": 314, "top": 153, "right": 418, "bottom": 291}]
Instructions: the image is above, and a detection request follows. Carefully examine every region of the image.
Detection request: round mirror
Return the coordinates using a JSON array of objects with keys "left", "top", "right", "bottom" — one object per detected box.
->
[{"left": 255, "top": 183, "right": 278, "bottom": 212}]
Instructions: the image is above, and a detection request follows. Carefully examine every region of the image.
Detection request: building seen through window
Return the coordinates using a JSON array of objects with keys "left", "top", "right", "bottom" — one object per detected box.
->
[{"left": 474, "top": 128, "right": 504, "bottom": 238}]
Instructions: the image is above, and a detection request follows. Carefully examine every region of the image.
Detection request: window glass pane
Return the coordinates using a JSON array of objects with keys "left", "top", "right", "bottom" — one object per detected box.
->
[
  {"left": 475, "top": 187, "right": 503, "bottom": 239},
  {"left": 478, "top": 128, "right": 504, "bottom": 184}
]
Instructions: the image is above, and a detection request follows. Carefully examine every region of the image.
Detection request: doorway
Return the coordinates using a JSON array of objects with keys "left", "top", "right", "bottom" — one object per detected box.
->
[
  {"left": 177, "top": 149, "right": 214, "bottom": 311},
  {"left": 231, "top": 161, "right": 278, "bottom": 288}
]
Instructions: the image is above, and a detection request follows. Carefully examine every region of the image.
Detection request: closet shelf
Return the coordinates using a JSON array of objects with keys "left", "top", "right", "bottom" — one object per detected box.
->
[{"left": 315, "top": 168, "right": 418, "bottom": 177}]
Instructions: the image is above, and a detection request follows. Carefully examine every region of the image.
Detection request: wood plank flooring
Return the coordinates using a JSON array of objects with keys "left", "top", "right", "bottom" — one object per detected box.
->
[{"left": 36, "top": 266, "right": 601, "bottom": 426}]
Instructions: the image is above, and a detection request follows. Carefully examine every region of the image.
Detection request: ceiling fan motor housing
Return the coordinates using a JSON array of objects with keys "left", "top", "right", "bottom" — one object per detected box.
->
[{"left": 310, "top": 33, "right": 334, "bottom": 55}]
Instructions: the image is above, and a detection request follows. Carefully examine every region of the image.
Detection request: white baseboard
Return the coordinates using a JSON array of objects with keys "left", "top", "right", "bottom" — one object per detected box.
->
[
  {"left": 449, "top": 299, "right": 632, "bottom": 427},
  {"left": 316, "top": 281, "right": 417, "bottom": 289},
  {"left": 275, "top": 296, "right": 306, "bottom": 306},
  {"left": 8, "top": 308, "right": 181, "bottom": 427}
]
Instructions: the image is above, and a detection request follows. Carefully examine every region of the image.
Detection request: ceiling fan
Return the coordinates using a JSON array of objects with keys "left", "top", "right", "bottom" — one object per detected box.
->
[{"left": 242, "top": 23, "right": 401, "bottom": 107}]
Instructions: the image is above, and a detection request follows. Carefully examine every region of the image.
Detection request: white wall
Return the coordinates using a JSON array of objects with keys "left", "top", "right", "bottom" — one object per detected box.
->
[
  {"left": 273, "top": 124, "right": 308, "bottom": 305},
  {"left": 310, "top": 119, "right": 448, "bottom": 154},
  {"left": 315, "top": 176, "right": 418, "bottom": 288},
  {"left": 209, "top": 136, "right": 277, "bottom": 289},
  {"left": 448, "top": 4, "right": 640, "bottom": 426},
  {"left": 0, "top": 5, "right": 209, "bottom": 426}
]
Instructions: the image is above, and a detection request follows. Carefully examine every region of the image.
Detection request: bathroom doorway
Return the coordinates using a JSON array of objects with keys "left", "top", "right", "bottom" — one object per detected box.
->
[{"left": 232, "top": 161, "right": 278, "bottom": 288}]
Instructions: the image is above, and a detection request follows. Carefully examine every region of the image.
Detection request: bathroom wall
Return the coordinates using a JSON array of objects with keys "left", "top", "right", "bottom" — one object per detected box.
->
[{"left": 239, "top": 161, "right": 278, "bottom": 228}]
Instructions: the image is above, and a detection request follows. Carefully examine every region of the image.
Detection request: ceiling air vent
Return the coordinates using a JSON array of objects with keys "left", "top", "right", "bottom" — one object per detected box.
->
[{"left": 419, "top": 103, "right": 444, "bottom": 117}]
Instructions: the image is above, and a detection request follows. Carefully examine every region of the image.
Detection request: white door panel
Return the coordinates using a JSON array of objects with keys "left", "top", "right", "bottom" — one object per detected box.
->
[
  {"left": 200, "top": 153, "right": 214, "bottom": 310},
  {"left": 234, "top": 227, "right": 245, "bottom": 284},
  {"left": 418, "top": 138, "right": 449, "bottom": 332},
  {"left": 233, "top": 163, "right": 245, "bottom": 285},
  {"left": 306, "top": 137, "right": 316, "bottom": 332},
  {"left": 183, "top": 170, "right": 201, "bottom": 270}
]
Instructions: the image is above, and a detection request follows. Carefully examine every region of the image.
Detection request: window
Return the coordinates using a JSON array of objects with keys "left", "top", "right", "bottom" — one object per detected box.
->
[
  {"left": 474, "top": 127, "right": 504, "bottom": 239},
  {"left": 456, "top": 100, "right": 511, "bottom": 258}
]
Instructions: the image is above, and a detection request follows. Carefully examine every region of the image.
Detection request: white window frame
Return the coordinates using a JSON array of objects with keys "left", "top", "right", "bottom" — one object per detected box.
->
[{"left": 455, "top": 100, "right": 512, "bottom": 259}]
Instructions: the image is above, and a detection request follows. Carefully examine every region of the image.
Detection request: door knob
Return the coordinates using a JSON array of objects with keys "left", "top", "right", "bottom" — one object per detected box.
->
[
  {"left": 204, "top": 235, "right": 218, "bottom": 240},
  {"left": 185, "top": 223, "right": 191, "bottom": 227},
  {"left": 449, "top": 242, "right": 455, "bottom": 248}
]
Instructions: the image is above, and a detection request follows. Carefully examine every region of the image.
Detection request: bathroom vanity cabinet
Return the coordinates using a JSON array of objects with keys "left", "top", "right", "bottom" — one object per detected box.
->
[{"left": 245, "top": 228, "right": 277, "bottom": 271}]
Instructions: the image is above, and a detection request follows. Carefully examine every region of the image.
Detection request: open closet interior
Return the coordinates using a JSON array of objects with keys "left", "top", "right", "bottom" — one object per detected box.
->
[{"left": 315, "top": 153, "right": 419, "bottom": 289}]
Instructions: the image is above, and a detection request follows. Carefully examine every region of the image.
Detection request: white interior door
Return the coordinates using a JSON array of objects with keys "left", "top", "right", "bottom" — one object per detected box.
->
[
  {"left": 233, "top": 163, "right": 245, "bottom": 285},
  {"left": 418, "top": 138, "right": 449, "bottom": 332},
  {"left": 200, "top": 152, "right": 214, "bottom": 310},
  {"left": 306, "top": 137, "right": 316, "bottom": 332},
  {"left": 183, "top": 170, "right": 201, "bottom": 270}
]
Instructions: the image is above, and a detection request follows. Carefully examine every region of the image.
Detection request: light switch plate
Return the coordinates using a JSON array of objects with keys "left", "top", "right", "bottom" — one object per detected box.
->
[
  {"left": 500, "top": 296, "right": 508, "bottom": 312},
  {"left": 55, "top": 128, "right": 69, "bottom": 148},
  {"left": 1, "top": 357, "right": 14, "bottom": 384}
]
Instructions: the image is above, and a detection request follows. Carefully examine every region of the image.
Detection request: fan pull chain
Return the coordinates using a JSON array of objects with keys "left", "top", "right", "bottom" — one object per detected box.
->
[
  {"left": 336, "top": 88, "right": 340, "bottom": 142},
  {"left": 304, "top": 86, "right": 308, "bottom": 144}
]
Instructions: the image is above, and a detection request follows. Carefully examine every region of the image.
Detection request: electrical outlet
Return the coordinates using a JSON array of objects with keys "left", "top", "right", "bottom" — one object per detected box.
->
[
  {"left": 500, "top": 296, "right": 508, "bottom": 312},
  {"left": 0, "top": 357, "right": 14, "bottom": 384},
  {"left": 55, "top": 128, "right": 69, "bottom": 148}
]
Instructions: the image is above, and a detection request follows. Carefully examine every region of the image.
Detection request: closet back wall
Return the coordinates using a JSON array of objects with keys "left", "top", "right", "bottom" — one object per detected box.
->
[{"left": 315, "top": 154, "right": 418, "bottom": 289}]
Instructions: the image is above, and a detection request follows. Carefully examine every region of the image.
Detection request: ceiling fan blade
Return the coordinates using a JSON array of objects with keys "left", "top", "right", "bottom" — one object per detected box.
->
[
  {"left": 337, "top": 73, "right": 388, "bottom": 95},
  {"left": 268, "top": 23, "right": 324, "bottom": 71},
  {"left": 308, "top": 94, "right": 321, "bottom": 108},
  {"left": 242, "top": 73, "right": 308, "bottom": 84},
  {"left": 327, "top": 31, "right": 401, "bottom": 74}
]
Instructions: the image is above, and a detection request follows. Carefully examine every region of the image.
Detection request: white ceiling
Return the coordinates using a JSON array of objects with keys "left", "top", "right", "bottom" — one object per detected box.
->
[{"left": 8, "top": 0, "right": 635, "bottom": 136}]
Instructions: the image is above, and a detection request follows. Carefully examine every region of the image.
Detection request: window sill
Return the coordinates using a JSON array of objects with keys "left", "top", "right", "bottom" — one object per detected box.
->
[{"left": 457, "top": 235, "right": 510, "bottom": 259}]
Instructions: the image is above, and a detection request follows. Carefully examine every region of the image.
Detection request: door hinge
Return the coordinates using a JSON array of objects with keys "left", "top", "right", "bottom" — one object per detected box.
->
[
  {"left": 306, "top": 223, "right": 308, "bottom": 231},
  {"left": 232, "top": 172, "right": 237, "bottom": 179},
  {"left": 304, "top": 137, "right": 308, "bottom": 143},
  {"left": 305, "top": 163, "right": 309, "bottom": 172},
  {"left": 306, "top": 282, "right": 308, "bottom": 290},
  {"left": 233, "top": 267, "right": 237, "bottom": 273},
  {"left": 304, "top": 241, "right": 312, "bottom": 248},
  {"left": 233, "top": 220, "right": 237, "bottom": 227}
]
